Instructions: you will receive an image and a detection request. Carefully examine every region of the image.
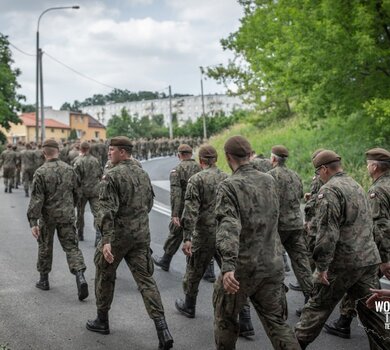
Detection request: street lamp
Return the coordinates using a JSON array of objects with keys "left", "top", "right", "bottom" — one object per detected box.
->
[
  {"left": 36, "top": 6, "right": 80, "bottom": 143},
  {"left": 200, "top": 67, "right": 207, "bottom": 140}
]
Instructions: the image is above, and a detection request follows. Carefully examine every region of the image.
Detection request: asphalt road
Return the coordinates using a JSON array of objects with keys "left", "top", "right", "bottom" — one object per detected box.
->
[{"left": 0, "top": 156, "right": 369, "bottom": 349}]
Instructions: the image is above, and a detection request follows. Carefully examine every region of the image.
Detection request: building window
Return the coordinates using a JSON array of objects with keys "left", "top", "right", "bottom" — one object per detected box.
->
[
  {"left": 62, "top": 129, "right": 65, "bottom": 133},
  {"left": 95, "top": 131, "right": 99, "bottom": 139},
  {"left": 51, "top": 128, "right": 54, "bottom": 133}
]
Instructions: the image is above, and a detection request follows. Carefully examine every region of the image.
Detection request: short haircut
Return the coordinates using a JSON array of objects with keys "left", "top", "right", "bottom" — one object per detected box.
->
[
  {"left": 117, "top": 145, "right": 132, "bottom": 156},
  {"left": 373, "top": 160, "right": 390, "bottom": 172},
  {"left": 271, "top": 153, "right": 287, "bottom": 166},
  {"left": 43, "top": 147, "right": 58, "bottom": 157}
]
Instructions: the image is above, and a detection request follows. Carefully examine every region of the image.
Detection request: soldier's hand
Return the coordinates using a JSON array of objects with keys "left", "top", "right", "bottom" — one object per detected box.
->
[
  {"left": 317, "top": 270, "right": 330, "bottom": 285},
  {"left": 380, "top": 262, "right": 390, "bottom": 280},
  {"left": 172, "top": 217, "right": 181, "bottom": 227},
  {"left": 31, "top": 226, "right": 40, "bottom": 239},
  {"left": 182, "top": 241, "right": 192, "bottom": 256},
  {"left": 223, "top": 271, "right": 240, "bottom": 294},
  {"left": 103, "top": 243, "right": 114, "bottom": 264}
]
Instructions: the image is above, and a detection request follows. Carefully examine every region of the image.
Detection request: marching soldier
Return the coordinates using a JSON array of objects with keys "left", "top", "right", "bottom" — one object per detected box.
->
[
  {"left": 214, "top": 136, "right": 300, "bottom": 350},
  {"left": 0, "top": 144, "right": 18, "bottom": 193},
  {"left": 295, "top": 150, "right": 381, "bottom": 349},
  {"left": 86, "top": 136, "right": 173, "bottom": 350},
  {"left": 27, "top": 139, "right": 88, "bottom": 301},
  {"left": 153, "top": 144, "right": 201, "bottom": 272}
]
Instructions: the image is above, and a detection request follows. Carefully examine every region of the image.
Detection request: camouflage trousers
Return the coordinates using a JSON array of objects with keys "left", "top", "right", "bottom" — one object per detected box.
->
[
  {"left": 15, "top": 167, "right": 21, "bottom": 186},
  {"left": 338, "top": 293, "right": 358, "bottom": 318},
  {"left": 306, "top": 234, "right": 316, "bottom": 272},
  {"left": 37, "top": 221, "right": 86, "bottom": 274},
  {"left": 23, "top": 168, "right": 34, "bottom": 193},
  {"left": 76, "top": 195, "right": 100, "bottom": 237},
  {"left": 183, "top": 243, "right": 221, "bottom": 298},
  {"left": 280, "top": 229, "right": 313, "bottom": 296},
  {"left": 163, "top": 221, "right": 183, "bottom": 257},
  {"left": 213, "top": 274, "right": 300, "bottom": 350},
  {"left": 356, "top": 299, "right": 390, "bottom": 350},
  {"left": 94, "top": 239, "right": 165, "bottom": 319},
  {"left": 295, "top": 264, "right": 380, "bottom": 345},
  {"left": 3, "top": 167, "right": 15, "bottom": 188}
]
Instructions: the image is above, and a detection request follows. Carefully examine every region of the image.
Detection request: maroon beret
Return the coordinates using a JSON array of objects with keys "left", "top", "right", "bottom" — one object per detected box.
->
[
  {"left": 312, "top": 150, "right": 341, "bottom": 168},
  {"left": 365, "top": 148, "right": 390, "bottom": 162},
  {"left": 224, "top": 136, "right": 252, "bottom": 157},
  {"left": 271, "top": 145, "right": 289, "bottom": 158}
]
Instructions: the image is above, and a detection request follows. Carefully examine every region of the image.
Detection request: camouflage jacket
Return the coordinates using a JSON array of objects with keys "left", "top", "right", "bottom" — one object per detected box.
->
[
  {"left": 27, "top": 159, "right": 79, "bottom": 227},
  {"left": 313, "top": 172, "right": 381, "bottom": 271},
  {"left": 21, "top": 149, "right": 37, "bottom": 170},
  {"left": 304, "top": 175, "right": 324, "bottom": 235},
  {"left": 268, "top": 165, "right": 304, "bottom": 231},
  {"left": 98, "top": 159, "right": 154, "bottom": 246},
  {"left": 181, "top": 166, "right": 228, "bottom": 246},
  {"left": 0, "top": 149, "right": 18, "bottom": 169},
  {"left": 368, "top": 171, "right": 390, "bottom": 263},
  {"left": 170, "top": 159, "right": 201, "bottom": 217},
  {"left": 215, "top": 164, "right": 284, "bottom": 279},
  {"left": 73, "top": 154, "right": 103, "bottom": 198},
  {"left": 250, "top": 157, "right": 272, "bottom": 173}
]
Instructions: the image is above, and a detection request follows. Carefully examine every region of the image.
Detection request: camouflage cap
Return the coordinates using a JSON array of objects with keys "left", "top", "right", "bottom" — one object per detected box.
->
[
  {"left": 312, "top": 150, "right": 341, "bottom": 168},
  {"left": 110, "top": 136, "right": 133, "bottom": 147},
  {"left": 365, "top": 148, "right": 390, "bottom": 162},
  {"left": 271, "top": 145, "right": 289, "bottom": 158},
  {"left": 199, "top": 145, "right": 217, "bottom": 159},
  {"left": 224, "top": 136, "right": 252, "bottom": 157},
  {"left": 42, "top": 139, "right": 59, "bottom": 149},
  {"left": 178, "top": 144, "right": 193, "bottom": 154}
]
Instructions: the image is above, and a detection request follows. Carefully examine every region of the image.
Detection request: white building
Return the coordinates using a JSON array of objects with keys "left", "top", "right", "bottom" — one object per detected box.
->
[{"left": 81, "top": 94, "right": 251, "bottom": 126}]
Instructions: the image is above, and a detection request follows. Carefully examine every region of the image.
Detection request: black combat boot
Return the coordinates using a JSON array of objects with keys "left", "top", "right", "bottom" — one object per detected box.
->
[
  {"left": 8, "top": 186, "right": 12, "bottom": 193},
  {"left": 298, "top": 338, "right": 309, "bottom": 350},
  {"left": 154, "top": 317, "right": 174, "bottom": 350},
  {"left": 239, "top": 305, "right": 255, "bottom": 337},
  {"left": 296, "top": 294, "right": 309, "bottom": 317},
  {"left": 289, "top": 280, "right": 302, "bottom": 292},
  {"left": 75, "top": 271, "right": 89, "bottom": 301},
  {"left": 86, "top": 310, "right": 110, "bottom": 334},
  {"left": 152, "top": 254, "right": 172, "bottom": 271},
  {"left": 4, "top": 187, "right": 7, "bottom": 193},
  {"left": 202, "top": 259, "right": 216, "bottom": 283},
  {"left": 323, "top": 314, "right": 353, "bottom": 339},
  {"left": 25, "top": 189, "right": 29, "bottom": 197},
  {"left": 78, "top": 231, "right": 84, "bottom": 241},
  {"left": 175, "top": 295, "right": 196, "bottom": 318},
  {"left": 282, "top": 252, "right": 291, "bottom": 272},
  {"left": 36, "top": 273, "right": 50, "bottom": 290}
]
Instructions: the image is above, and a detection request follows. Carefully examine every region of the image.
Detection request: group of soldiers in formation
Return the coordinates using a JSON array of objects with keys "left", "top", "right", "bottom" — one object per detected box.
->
[{"left": 0, "top": 134, "right": 389, "bottom": 350}]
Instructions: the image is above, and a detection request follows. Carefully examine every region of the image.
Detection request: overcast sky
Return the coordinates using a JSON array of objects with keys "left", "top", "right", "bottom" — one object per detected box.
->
[{"left": 0, "top": 0, "right": 243, "bottom": 109}]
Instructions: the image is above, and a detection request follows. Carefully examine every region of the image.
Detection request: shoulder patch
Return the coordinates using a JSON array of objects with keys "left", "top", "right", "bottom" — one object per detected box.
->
[
  {"left": 370, "top": 192, "right": 376, "bottom": 199},
  {"left": 318, "top": 193, "right": 324, "bottom": 199}
]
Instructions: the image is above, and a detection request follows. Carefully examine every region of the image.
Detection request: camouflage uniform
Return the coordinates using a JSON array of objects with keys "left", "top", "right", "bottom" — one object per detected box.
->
[
  {"left": 295, "top": 172, "right": 381, "bottom": 346},
  {"left": 94, "top": 159, "right": 165, "bottom": 319},
  {"left": 163, "top": 159, "right": 201, "bottom": 257},
  {"left": 21, "top": 147, "right": 37, "bottom": 196},
  {"left": 0, "top": 146, "right": 18, "bottom": 192},
  {"left": 250, "top": 156, "right": 272, "bottom": 173},
  {"left": 27, "top": 159, "right": 86, "bottom": 275},
  {"left": 214, "top": 164, "right": 300, "bottom": 350},
  {"left": 73, "top": 153, "right": 103, "bottom": 241},
  {"left": 34, "top": 146, "right": 45, "bottom": 171},
  {"left": 14, "top": 147, "right": 22, "bottom": 188},
  {"left": 268, "top": 165, "right": 313, "bottom": 296},
  {"left": 181, "top": 166, "right": 228, "bottom": 298}
]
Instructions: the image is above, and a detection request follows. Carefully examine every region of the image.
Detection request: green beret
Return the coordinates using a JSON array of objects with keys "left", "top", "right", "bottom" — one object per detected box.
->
[
  {"left": 178, "top": 144, "right": 193, "bottom": 153},
  {"left": 224, "top": 136, "right": 252, "bottom": 157},
  {"left": 199, "top": 145, "right": 217, "bottom": 159},
  {"left": 42, "top": 139, "right": 59, "bottom": 149},
  {"left": 312, "top": 150, "right": 341, "bottom": 168},
  {"left": 271, "top": 145, "right": 289, "bottom": 158},
  {"left": 110, "top": 136, "right": 133, "bottom": 147},
  {"left": 365, "top": 148, "right": 390, "bottom": 162}
]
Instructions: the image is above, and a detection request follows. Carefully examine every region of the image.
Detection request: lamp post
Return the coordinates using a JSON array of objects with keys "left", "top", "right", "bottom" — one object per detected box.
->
[
  {"left": 200, "top": 67, "right": 207, "bottom": 140},
  {"left": 36, "top": 6, "right": 80, "bottom": 143}
]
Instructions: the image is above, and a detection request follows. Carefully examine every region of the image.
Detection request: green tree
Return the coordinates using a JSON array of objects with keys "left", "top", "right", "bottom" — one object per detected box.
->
[
  {"left": 0, "top": 34, "right": 23, "bottom": 142},
  {"left": 68, "top": 129, "right": 78, "bottom": 140},
  {"left": 208, "top": 1, "right": 390, "bottom": 122}
]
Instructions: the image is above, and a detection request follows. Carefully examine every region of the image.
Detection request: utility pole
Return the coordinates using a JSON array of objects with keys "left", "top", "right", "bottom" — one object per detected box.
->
[
  {"left": 200, "top": 68, "right": 207, "bottom": 139},
  {"left": 39, "top": 49, "right": 45, "bottom": 142},
  {"left": 168, "top": 85, "right": 173, "bottom": 139}
]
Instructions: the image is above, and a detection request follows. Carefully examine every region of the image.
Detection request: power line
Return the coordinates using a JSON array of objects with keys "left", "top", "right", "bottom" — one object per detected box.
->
[{"left": 8, "top": 42, "right": 35, "bottom": 57}]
